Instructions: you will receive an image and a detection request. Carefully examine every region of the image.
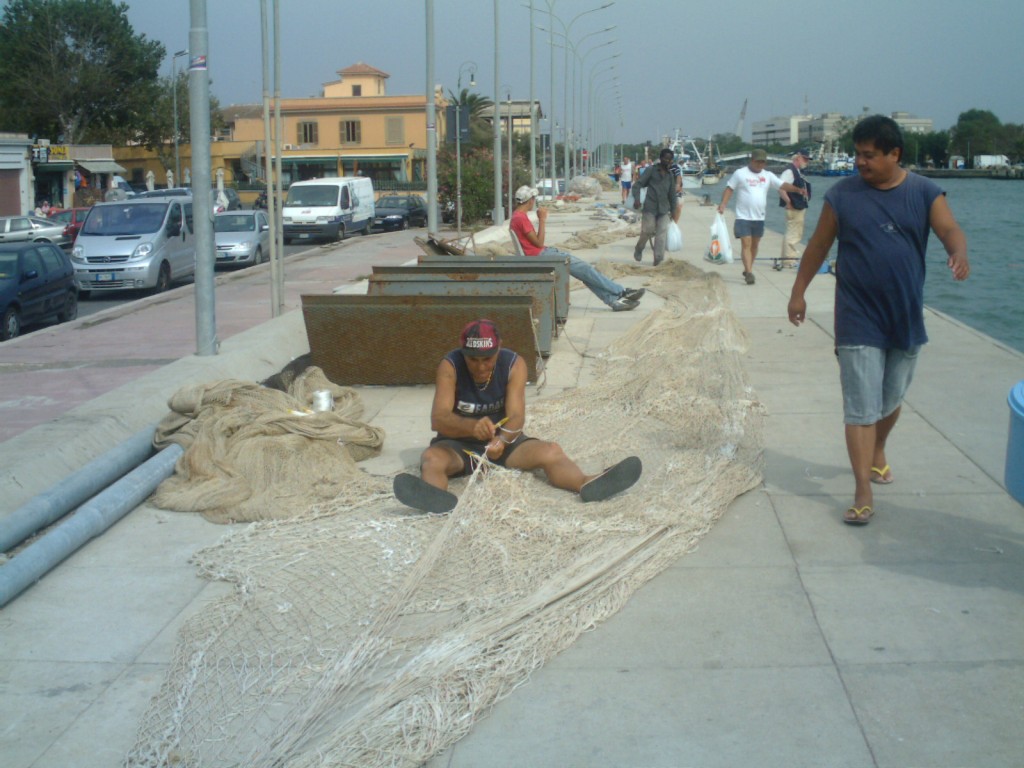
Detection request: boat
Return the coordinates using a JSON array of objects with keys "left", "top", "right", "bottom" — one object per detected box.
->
[
  {"left": 806, "top": 139, "right": 856, "bottom": 176},
  {"left": 665, "top": 130, "right": 715, "bottom": 189}
]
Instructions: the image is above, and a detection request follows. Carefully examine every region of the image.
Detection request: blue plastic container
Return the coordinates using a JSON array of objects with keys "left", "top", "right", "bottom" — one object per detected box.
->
[{"left": 1006, "top": 381, "right": 1024, "bottom": 505}]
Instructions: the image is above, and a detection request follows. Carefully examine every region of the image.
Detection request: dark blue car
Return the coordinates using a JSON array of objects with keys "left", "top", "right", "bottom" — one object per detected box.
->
[{"left": 0, "top": 241, "right": 78, "bottom": 340}]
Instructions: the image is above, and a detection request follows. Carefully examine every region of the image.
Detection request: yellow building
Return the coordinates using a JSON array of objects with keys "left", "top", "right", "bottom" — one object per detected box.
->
[{"left": 114, "top": 62, "right": 445, "bottom": 199}]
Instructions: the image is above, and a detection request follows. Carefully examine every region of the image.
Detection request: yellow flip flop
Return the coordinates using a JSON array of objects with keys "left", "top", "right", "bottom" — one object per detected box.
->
[
  {"left": 870, "top": 465, "right": 894, "bottom": 484},
  {"left": 843, "top": 505, "right": 873, "bottom": 526}
]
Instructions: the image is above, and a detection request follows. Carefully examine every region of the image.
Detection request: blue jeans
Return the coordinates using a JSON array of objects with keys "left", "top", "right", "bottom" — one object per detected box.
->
[{"left": 542, "top": 247, "right": 623, "bottom": 307}]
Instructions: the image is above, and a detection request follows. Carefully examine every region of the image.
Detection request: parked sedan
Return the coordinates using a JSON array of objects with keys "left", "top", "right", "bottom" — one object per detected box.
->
[
  {"left": 214, "top": 210, "right": 270, "bottom": 267},
  {"left": 0, "top": 215, "right": 72, "bottom": 249},
  {"left": 372, "top": 194, "right": 428, "bottom": 231},
  {"left": 0, "top": 242, "right": 78, "bottom": 340},
  {"left": 48, "top": 207, "right": 92, "bottom": 243}
]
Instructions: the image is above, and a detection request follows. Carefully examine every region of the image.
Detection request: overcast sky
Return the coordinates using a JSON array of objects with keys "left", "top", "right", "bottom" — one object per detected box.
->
[{"left": 124, "top": 0, "right": 1024, "bottom": 145}]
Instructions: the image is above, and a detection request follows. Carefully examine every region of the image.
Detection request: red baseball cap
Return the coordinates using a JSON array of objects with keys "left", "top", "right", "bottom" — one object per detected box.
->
[{"left": 460, "top": 319, "right": 501, "bottom": 357}]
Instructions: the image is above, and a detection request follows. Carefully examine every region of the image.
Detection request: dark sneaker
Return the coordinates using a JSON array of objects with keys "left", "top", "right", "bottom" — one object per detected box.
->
[
  {"left": 393, "top": 473, "right": 458, "bottom": 514},
  {"left": 743, "top": 271, "right": 755, "bottom": 284},
  {"left": 621, "top": 288, "right": 646, "bottom": 302},
  {"left": 610, "top": 297, "right": 639, "bottom": 312},
  {"left": 580, "top": 456, "right": 642, "bottom": 502}
]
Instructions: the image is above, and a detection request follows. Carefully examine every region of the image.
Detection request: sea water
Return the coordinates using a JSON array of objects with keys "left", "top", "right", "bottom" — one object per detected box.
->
[{"left": 746, "top": 174, "right": 1024, "bottom": 354}]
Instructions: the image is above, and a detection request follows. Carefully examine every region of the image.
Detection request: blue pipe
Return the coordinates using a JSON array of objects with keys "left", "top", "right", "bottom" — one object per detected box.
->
[
  {"left": 0, "top": 444, "right": 183, "bottom": 608},
  {"left": 0, "top": 426, "right": 156, "bottom": 553}
]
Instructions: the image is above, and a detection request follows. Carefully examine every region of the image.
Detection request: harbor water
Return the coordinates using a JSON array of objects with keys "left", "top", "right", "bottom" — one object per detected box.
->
[{"left": 706, "top": 173, "right": 1024, "bottom": 354}]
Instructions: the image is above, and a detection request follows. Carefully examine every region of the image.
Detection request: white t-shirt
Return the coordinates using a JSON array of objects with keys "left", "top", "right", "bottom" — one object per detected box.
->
[
  {"left": 620, "top": 160, "right": 633, "bottom": 185},
  {"left": 726, "top": 165, "right": 784, "bottom": 221}
]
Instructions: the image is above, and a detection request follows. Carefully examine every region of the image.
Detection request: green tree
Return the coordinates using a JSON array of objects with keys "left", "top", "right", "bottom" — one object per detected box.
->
[
  {"left": 129, "top": 71, "right": 226, "bottom": 170},
  {"left": 0, "top": 0, "right": 165, "bottom": 144},
  {"left": 950, "top": 109, "right": 1003, "bottom": 160}
]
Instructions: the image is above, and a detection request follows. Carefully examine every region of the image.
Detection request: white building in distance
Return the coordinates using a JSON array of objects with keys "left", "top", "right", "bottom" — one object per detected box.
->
[{"left": 752, "top": 111, "right": 934, "bottom": 146}]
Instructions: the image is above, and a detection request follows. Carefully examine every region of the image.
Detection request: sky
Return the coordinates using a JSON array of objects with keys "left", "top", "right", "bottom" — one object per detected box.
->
[{"left": 122, "top": 0, "right": 1024, "bottom": 146}]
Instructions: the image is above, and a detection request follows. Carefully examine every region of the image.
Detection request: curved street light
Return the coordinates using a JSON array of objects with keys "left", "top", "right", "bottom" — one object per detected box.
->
[{"left": 541, "top": 1, "right": 614, "bottom": 192}]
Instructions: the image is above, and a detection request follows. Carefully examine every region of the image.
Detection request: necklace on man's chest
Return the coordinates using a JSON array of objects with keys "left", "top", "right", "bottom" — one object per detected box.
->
[{"left": 476, "top": 370, "right": 493, "bottom": 390}]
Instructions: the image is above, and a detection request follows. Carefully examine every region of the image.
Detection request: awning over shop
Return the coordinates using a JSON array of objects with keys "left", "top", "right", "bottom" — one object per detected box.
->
[
  {"left": 76, "top": 159, "right": 126, "bottom": 174},
  {"left": 36, "top": 162, "right": 74, "bottom": 171}
]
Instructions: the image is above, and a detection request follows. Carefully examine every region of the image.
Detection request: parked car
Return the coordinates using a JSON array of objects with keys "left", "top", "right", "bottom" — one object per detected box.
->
[
  {"left": 137, "top": 187, "right": 191, "bottom": 199},
  {"left": 72, "top": 197, "right": 195, "bottom": 294},
  {"left": 48, "top": 207, "right": 92, "bottom": 243},
  {"left": 214, "top": 210, "right": 270, "bottom": 267},
  {"left": 0, "top": 242, "right": 78, "bottom": 340},
  {"left": 0, "top": 215, "right": 72, "bottom": 249},
  {"left": 372, "top": 194, "right": 428, "bottom": 231}
]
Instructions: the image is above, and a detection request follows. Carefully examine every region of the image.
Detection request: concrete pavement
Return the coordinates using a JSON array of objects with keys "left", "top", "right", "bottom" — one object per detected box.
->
[{"left": 1, "top": 198, "right": 1022, "bottom": 768}]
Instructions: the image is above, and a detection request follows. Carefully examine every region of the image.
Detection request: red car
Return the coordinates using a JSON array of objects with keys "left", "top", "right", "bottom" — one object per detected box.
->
[{"left": 48, "top": 207, "right": 91, "bottom": 244}]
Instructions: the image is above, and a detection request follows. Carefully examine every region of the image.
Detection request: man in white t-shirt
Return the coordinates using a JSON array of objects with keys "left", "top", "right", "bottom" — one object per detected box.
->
[
  {"left": 619, "top": 157, "right": 633, "bottom": 204},
  {"left": 718, "top": 148, "right": 806, "bottom": 284}
]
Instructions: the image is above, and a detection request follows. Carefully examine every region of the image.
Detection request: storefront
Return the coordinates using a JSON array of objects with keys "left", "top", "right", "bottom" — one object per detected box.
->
[
  {"left": 31, "top": 143, "right": 74, "bottom": 210},
  {"left": 74, "top": 158, "right": 127, "bottom": 205},
  {"left": 338, "top": 154, "right": 411, "bottom": 185}
]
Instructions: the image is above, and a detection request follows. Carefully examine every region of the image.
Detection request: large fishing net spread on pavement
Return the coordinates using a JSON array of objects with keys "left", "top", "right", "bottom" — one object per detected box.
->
[{"left": 126, "top": 259, "right": 764, "bottom": 767}]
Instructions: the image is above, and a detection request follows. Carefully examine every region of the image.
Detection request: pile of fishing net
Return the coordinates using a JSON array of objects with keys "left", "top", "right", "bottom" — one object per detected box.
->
[
  {"left": 126, "top": 259, "right": 764, "bottom": 767},
  {"left": 151, "top": 366, "right": 385, "bottom": 524}
]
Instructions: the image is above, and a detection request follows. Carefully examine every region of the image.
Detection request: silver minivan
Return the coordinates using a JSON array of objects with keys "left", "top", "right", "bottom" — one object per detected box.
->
[{"left": 71, "top": 197, "right": 195, "bottom": 294}]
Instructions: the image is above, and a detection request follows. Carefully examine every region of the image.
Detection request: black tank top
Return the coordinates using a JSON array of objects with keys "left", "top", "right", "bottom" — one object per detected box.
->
[{"left": 442, "top": 348, "right": 518, "bottom": 428}]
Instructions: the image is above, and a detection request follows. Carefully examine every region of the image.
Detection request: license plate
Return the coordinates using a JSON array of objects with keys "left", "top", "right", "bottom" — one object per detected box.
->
[
  {"left": 94, "top": 273, "right": 116, "bottom": 282},
  {"left": 298, "top": 233, "right": 310, "bottom": 239}
]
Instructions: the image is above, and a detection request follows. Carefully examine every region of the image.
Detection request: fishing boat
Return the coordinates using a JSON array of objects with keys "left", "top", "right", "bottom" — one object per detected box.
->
[{"left": 665, "top": 130, "right": 710, "bottom": 189}]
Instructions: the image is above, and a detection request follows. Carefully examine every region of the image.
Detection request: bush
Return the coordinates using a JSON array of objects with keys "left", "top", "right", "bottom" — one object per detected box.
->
[{"left": 437, "top": 145, "right": 533, "bottom": 226}]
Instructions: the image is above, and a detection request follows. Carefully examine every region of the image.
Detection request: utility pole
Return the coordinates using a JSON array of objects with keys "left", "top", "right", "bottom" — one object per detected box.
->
[{"left": 188, "top": 0, "right": 217, "bottom": 356}]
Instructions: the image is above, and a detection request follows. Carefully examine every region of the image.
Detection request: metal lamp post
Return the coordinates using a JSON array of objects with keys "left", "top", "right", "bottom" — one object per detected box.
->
[
  {"left": 455, "top": 61, "right": 476, "bottom": 238},
  {"left": 542, "top": 2, "right": 613, "bottom": 195},
  {"left": 171, "top": 48, "right": 188, "bottom": 185}
]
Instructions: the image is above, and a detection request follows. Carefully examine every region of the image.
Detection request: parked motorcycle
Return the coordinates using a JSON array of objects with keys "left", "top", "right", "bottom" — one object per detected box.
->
[{"left": 254, "top": 191, "right": 268, "bottom": 210}]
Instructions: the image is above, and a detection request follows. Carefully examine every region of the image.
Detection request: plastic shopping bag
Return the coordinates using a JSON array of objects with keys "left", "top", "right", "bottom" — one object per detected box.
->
[
  {"left": 705, "top": 212, "right": 734, "bottom": 264},
  {"left": 666, "top": 220, "right": 683, "bottom": 252}
]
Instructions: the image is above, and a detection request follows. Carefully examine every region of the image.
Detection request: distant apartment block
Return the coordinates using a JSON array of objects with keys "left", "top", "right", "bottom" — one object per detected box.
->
[
  {"left": 753, "top": 111, "right": 934, "bottom": 146},
  {"left": 751, "top": 115, "right": 812, "bottom": 146}
]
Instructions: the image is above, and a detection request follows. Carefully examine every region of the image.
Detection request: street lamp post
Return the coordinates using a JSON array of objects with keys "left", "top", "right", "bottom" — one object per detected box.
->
[
  {"left": 541, "top": 2, "right": 613, "bottom": 195},
  {"left": 455, "top": 62, "right": 476, "bottom": 238},
  {"left": 171, "top": 48, "right": 188, "bottom": 185}
]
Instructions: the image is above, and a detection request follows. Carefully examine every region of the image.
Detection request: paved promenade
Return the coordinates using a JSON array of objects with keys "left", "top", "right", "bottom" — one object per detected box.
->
[{"left": 1, "top": 199, "right": 1022, "bottom": 768}]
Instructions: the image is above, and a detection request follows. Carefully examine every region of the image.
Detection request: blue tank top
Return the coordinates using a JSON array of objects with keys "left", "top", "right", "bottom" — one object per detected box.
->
[
  {"left": 440, "top": 348, "right": 518, "bottom": 433},
  {"left": 826, "top": 172, "right": 942, "bottom": 350}
]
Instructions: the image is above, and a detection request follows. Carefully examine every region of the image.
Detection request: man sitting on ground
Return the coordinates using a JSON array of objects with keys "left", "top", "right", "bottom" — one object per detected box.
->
[
  {"left": 393, "top": 319, "right": 642, "bottom": 513},
  {"left": 510, "top": 185, "right": 645, "bottom": 312}
]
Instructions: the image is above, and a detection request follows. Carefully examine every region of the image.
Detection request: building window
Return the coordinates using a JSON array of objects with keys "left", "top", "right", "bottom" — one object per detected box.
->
[
  {"left": 340, "top": 120, "right": 361, "bottom": 145},
  {"left": 385, "top": 117, "right": 405, "bottom": 146},
  {"left": 298, "top": 121, "right": 318, "bottom": 145},
  {"left": 352, "top": 85, "right": 361, "bottom": 96}
]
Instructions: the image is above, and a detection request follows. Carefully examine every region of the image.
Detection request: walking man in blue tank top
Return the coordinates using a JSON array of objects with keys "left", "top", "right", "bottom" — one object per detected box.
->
[
  {"left": 787, "top": 115, "right": 970, "bottom": 526},
  {"left": 394, "top": 319, "right": 641, "bottom": 513}
]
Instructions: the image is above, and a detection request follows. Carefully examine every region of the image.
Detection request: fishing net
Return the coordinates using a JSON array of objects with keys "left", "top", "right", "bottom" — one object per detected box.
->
[
  {"left": 125, "top": 259, "right": 764, "bottom": 767},
  {"left": 150, "top": 367, "right": 386, "bottom": 524}
]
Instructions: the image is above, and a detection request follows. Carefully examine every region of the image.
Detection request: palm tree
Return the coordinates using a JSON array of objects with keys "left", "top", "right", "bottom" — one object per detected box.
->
[{"left": 448, "top": 88, "right": 494, "bottom": 147}]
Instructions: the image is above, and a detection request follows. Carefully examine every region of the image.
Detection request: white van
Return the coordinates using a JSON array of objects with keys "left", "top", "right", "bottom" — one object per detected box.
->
[
  {"left": 282, "top": 177, "right": 374, "bottom": 243},
  {"left": 71, "top": 197, "right": 195, "bottom": 294}
]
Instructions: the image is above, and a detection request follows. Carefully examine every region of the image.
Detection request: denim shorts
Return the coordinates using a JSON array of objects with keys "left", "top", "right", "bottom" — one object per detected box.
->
[
  {"left": 734, "top": 219, "right": 765, "bottom": 238},
  {"left": 836, "top": 345, "right": 920, "bottom": 425}
]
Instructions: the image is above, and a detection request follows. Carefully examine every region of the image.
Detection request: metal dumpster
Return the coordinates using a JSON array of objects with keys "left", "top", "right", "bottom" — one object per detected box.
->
[
  {"left": 301, "top": 294, "right": 541, "bottom": 386},
  {"left": 368, "top": 266, "right": 557, "bottom": 356}
]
